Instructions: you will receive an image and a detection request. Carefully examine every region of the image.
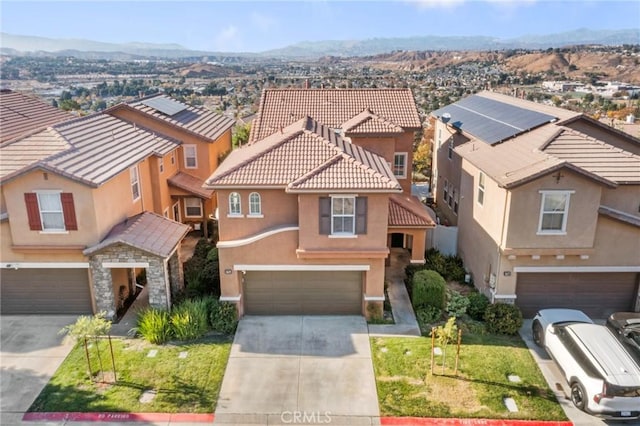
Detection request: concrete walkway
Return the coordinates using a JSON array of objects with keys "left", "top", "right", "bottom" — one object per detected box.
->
[
  {"left": 215, "top": 315, "right": 380, "bottom": 425},
  {"left": 110, "top": 285, "right": 149, "bottom": 337},
  {"left": 368, "top": 248, "right": 421, "bottom": 337}
]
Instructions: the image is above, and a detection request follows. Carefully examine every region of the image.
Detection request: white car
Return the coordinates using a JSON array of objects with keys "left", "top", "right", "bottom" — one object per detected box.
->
[{"left": 532, "top": 308, "right": 640, "bottom": 419}]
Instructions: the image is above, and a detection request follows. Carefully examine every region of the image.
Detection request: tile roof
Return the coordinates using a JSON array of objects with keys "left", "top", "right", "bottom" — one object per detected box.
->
[
  {"left": 125, "top": 94, "right": 235, "bottom": 141},
  {"left": 206, "top": 116, "right": 401, "bottom": 193},
  {"left": 250, "top": 88, "right": 421, "bottom": 142},
  {"left": 341, "top": 109, "right": 404, "bottom": 135},
  {"left": 83, "top": 211, "right": 190, "bottom": 258},
  {"left": 388, "top": 194, "right": 436, "bottom": 227},
  {"left": 598, "top": 205, "right": 640, "bottom": 228},
  {"left": 168, "top": 171, "right": 214, "bottom": 199},
  {"left": 543, "top": 129, "right": 640, "bottom": 184},
  {"left": 0, "top": 113, "right": 180, "bottom": 186},
  {"left": 447, "top": 92, "right": 636, "bottom": 188},
  {"left": 0, "top": 90, "right": 73, "bottom": 144}
]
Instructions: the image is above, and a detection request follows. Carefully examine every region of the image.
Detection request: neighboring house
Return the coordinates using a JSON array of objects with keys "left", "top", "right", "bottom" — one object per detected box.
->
[
  {"left": 0, "top": 94, "right": 234, "bottom": 316},
  {"left": 0, "top": 89, "right": 73, "bottom": 145},
  {"left": 205, "top": 88, "right": 434, "bottom": 318},
  {"left": 431, "top": 91, "right": 640, "bottom": 318}
]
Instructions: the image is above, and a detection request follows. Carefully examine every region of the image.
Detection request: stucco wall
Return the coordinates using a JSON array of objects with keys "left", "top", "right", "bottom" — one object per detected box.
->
[
  {"left": 505, "top": 169, "right": 601, "bottom": 249},
  {"left": 601, "top": 185, "right": 640, "bottom": 215}
]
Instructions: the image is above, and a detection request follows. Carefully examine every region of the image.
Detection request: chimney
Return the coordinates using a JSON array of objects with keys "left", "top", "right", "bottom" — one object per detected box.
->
[{"left": 304, "top": 79, "right": 310, "bottom": 89}]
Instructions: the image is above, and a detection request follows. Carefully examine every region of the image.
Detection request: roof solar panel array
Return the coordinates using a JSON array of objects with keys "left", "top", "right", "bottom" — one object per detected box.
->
[
  {"left": 140, "top": 97, "right": 187, "bottom": 116},
  {"left": 433, "top": 95, "right": 557, "bottom": 145}
]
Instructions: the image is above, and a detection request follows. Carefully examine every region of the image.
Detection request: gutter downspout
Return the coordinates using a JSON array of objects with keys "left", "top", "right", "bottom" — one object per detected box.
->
[{"left": 494, "top": 189, "right": 511, "bottom": 302}]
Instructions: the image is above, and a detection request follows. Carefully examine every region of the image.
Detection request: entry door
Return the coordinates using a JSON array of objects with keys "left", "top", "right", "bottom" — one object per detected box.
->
[{"left": 173, "top": 202, "right": 180, "bottom": 222}]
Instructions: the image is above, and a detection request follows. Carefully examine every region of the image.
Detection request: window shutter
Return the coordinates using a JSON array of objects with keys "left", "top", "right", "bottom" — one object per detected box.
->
[
  {"left": 24, "top": 193, "right": 42, "bottom": 231},
  {"left": 319, "top": 197, "right": 331, "bottom": 235},
  {"left": 355, "top": 196, "right": 367, "bottom": 234},
  {"left": 61, "top": 193, "right": 78, "bottom": 230}
]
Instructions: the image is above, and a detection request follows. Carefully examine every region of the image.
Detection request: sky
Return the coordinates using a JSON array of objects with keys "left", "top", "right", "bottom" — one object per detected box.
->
[{"left": 1, "top": 1, "right": 639, "bottom": 53}]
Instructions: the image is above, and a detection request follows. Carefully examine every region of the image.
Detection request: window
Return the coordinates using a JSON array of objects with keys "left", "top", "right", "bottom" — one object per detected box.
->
[
  {"left": 477, "top": 172, "right": 485, "bottom": 206},
  {"left": 25, "top": 192, "right": 77, "bottom": 232},
  {"left": 159, "top": 158, "right": 164, "bottom": 174},
  {"left": 448, "top": 183, "right": 454, "bottom": 208},
  {"left": 453, "top": 189, "right": 459, "bottom": 214},
  {"left": 248, "top": 192, "right": 262, "bottom": 216},
  {"left": 185, "top": 197, "right": 202, "bottom": 217},
  {"left": 448, "top": 141, "right": 453, "bottom": 160},
  {"left": 393, "top": 153, "right": 407, "bottom": 178},
  {"left": 443, "top": 178, "right": 449, "bottom": 204},
  {"left": 163, "top": 208, "right": 169, "bottom": 218},
  {"left": 130, "top": 165, "right": 140, "bottom": 201},
  {"left": 170, "top": 150, "right": 176, "bottom": 165},
  {"left": 332, "top": 196, "right": 355, "bottom": 235},
  {"left": 538, "top": 191, "right": 572, "bottom": 234},
  {"left": 228, "top": 192, "right": 241, "bottom": 216},
  {"left": 184, "top": 145, "right": 197, "bottom": 169}
]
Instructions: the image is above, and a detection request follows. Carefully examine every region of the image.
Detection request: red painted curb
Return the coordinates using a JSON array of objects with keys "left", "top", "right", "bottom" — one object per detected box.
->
[
  {"left": 381, "top": 418, "right": 573, "bottom": 426},
  {"left": 22, "top": 412, "right": 214, "bottom": 422}
]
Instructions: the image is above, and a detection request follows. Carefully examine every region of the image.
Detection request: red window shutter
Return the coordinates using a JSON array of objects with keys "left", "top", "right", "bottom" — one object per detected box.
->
[
  {"left": 24, "top": 193, "right": 42, "bottom": 231},
  {"left": 61, "top": 193, "right": 78, "bottom": 230}
]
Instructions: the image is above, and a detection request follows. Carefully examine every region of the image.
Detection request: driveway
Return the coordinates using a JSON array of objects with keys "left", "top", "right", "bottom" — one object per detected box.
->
[
  {"left": 0, "top": 315, "right": 77, "bottom": 425},
  {"left": 215, "top": 316, "right": 379, "bottom": 425},
  {"left": 520, "top": 319, "right": 640, "bottom": 426}
]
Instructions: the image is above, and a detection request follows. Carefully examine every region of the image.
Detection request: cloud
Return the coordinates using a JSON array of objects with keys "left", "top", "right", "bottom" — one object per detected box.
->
[
  {"left": 250, "top": 12, "right": 276, "bottom": 32},
  {"left": 410, "top": 0, "right": 466, "bottom": 10},
  {"left": 214, "top": 24, "right": 241, "bottom": 51}
]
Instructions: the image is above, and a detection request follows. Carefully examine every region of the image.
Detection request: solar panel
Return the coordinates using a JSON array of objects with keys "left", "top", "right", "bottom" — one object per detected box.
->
[
  {"left": 433, "top": 95, "right": 557, "bottom": 145},
  {"left": 140, "top": 96, "right": 187, "bottom": 116}
]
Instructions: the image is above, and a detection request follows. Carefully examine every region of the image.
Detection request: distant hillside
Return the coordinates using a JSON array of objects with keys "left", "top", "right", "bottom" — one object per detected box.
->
[
  {"left": 361, "top": 49, "right": 640, "bottom": 84},
  {"left": 1, "top": 28, "right": 638, "bottom": 60}
]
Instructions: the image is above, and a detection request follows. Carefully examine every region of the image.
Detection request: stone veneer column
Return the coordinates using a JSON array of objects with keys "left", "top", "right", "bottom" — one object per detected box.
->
[
  {"left": 88, "top": 256, "right": 117, "bottom": 319},
  {"left": 168, "top": 251, "right": 184, "bottom": 297},
  {"left": 147, "top": 257, "right": 169, "bottom": 310}
]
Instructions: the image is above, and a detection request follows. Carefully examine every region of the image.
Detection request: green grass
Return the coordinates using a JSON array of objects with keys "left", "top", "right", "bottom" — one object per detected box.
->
[
  {"left": 371, "top": 333, "right": 567, "bottom": 420},
  {"left": 29, "top": 336, "right": 232, "bottom": 413}
]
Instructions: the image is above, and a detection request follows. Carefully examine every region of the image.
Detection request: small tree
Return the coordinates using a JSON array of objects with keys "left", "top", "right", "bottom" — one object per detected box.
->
[
  {"left": 433, "top": 316, "right": 458, "bottom": 375},
  {"left": 59, "top": 312, "right": 115, "bottom": 382}
]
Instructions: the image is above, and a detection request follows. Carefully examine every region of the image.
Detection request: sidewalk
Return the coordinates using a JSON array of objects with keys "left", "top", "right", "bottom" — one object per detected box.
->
[{"left": 368, "top": 248, "right": 421, "bottom": 337}]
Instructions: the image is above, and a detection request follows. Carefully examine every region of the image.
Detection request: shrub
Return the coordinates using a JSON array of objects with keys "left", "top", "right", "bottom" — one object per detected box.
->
[
  {"left": 183, "top": 241, "right": 220, "bottom": 298},
  {"left": 136, "top": 308, "right": 172, "bottom": 344},
  {"left": 209, "top": 301, "right": 238, "bottom": 335},
  {"left": 467, "top": 292, "right": 490, "bottom": 321},
  {"left": 484, "top": 303, "right": 523, "bottom": 335},
  {"left": 170, "top": 299, "right": 210, "bottom": 341},
  {"left": 416, "top": 306, "right": 443, "bottom": 332},
  {"left": 425, "top": 248, "right": 467, "bottom": 283},
  {"left": 412, "top": 270, "right": 446, "bottom": 310},
  {"left": 446, "top": 290, "right": 470, "bottom": 317}
]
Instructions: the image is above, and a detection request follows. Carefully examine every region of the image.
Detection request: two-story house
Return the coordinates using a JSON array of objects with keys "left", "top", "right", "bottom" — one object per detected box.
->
[
  {"left": 0, "top": 94, "right": 234, "bottom": 316},
  {"left": 205, "top": 88, "right": 434, "bottom": 318},
  {"left": 431, "top": 91, "right": 640, "bottom": 317}
]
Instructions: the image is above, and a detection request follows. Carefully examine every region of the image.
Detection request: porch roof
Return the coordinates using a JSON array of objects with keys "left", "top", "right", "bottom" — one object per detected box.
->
[
  {"left": 83, "top": 211, "right": 190, "bottom": 258},
  {"left": 168, "top": 171, "right": 214, "bottom": 199},
  {"left": 388, "top": 194, "right": 436, "bottom": 228}
]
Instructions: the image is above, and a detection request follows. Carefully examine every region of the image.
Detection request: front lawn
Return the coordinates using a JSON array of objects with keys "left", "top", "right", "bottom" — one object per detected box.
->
[
  {"left": 29, "top": 336, "right": 232, "bottom": 413},
  {"left": 372, "top": 333, "right": 566, "bottom": 420}
]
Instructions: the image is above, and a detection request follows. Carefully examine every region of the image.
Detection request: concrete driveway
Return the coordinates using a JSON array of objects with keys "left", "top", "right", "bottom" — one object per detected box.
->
[
  {"left": 0, "top": 315, "right": 77, "bottom": 425},
  {"left": 215, "top": 316, "right": 379, "bottom": 425},
  {"left": 520, "top": 319, "right": 640, "bottom": 426}
]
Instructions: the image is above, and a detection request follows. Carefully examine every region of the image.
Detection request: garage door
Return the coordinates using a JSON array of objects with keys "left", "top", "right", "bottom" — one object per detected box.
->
[
  {"left": 516, "top": 272, "right": 639, "bottom": 318},
  {"left": 244, "top": 270, "right": 362, "bottom": 315},
  {"left": 1, "top": 268, "right": 93, "bottom": 314}
]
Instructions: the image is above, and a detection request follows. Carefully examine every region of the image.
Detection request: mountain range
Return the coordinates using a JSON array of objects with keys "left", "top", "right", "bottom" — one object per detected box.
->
[{"left": 1, "top": 28, "right": 638, "bottom": 60}]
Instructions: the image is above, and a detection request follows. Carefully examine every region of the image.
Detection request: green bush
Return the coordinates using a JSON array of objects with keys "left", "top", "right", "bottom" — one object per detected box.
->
[
  {"left": 411, "top": 270, "right": 446, "bottom": 310},
  {"left": 416, "top": 306, "right": 443, "bottom": 333},
  {"left": 136, "top": 308, "right": 172, "bottom": 344},
  {"left": 170, "top": 299, "right": 210, "bottom": 341},
  {"left": 425, "top": 248, "right": 466, "bottom": 283},
  {"left": 484, "top": 303, "right": 523, "bottom": 335},
  {"left": 446, "top": 290, "right": 470, "bottom": 317},
  {"left": 467, "top": 292, "right": 490, "bottom": 321},
  {"left": 209, "top": 300, "right": 238, "bottom": 335},
  {"left": 183, "top": 240, "right": 220, "bottom": 298}
]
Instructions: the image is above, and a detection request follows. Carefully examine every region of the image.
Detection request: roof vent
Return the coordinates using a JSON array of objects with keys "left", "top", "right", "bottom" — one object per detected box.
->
[{"left": 441, "top": 113, "right": 451, "bottom": 124}]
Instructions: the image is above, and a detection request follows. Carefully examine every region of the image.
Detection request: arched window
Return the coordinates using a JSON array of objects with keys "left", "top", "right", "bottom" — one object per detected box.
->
[
  {"left": 229, "top": 192, "right": 241, "bottom": 216},
  {"left": 249, "top": 192, "right": 262, "bottom": 216}
]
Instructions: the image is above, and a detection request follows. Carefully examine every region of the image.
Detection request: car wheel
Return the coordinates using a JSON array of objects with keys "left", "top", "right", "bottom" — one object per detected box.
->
[
  {"left": 570, "top": 381, "right": 587, "bottom": 411},
  {"left": 532, "top": 321, "right": 544, "bottom": 347}
]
